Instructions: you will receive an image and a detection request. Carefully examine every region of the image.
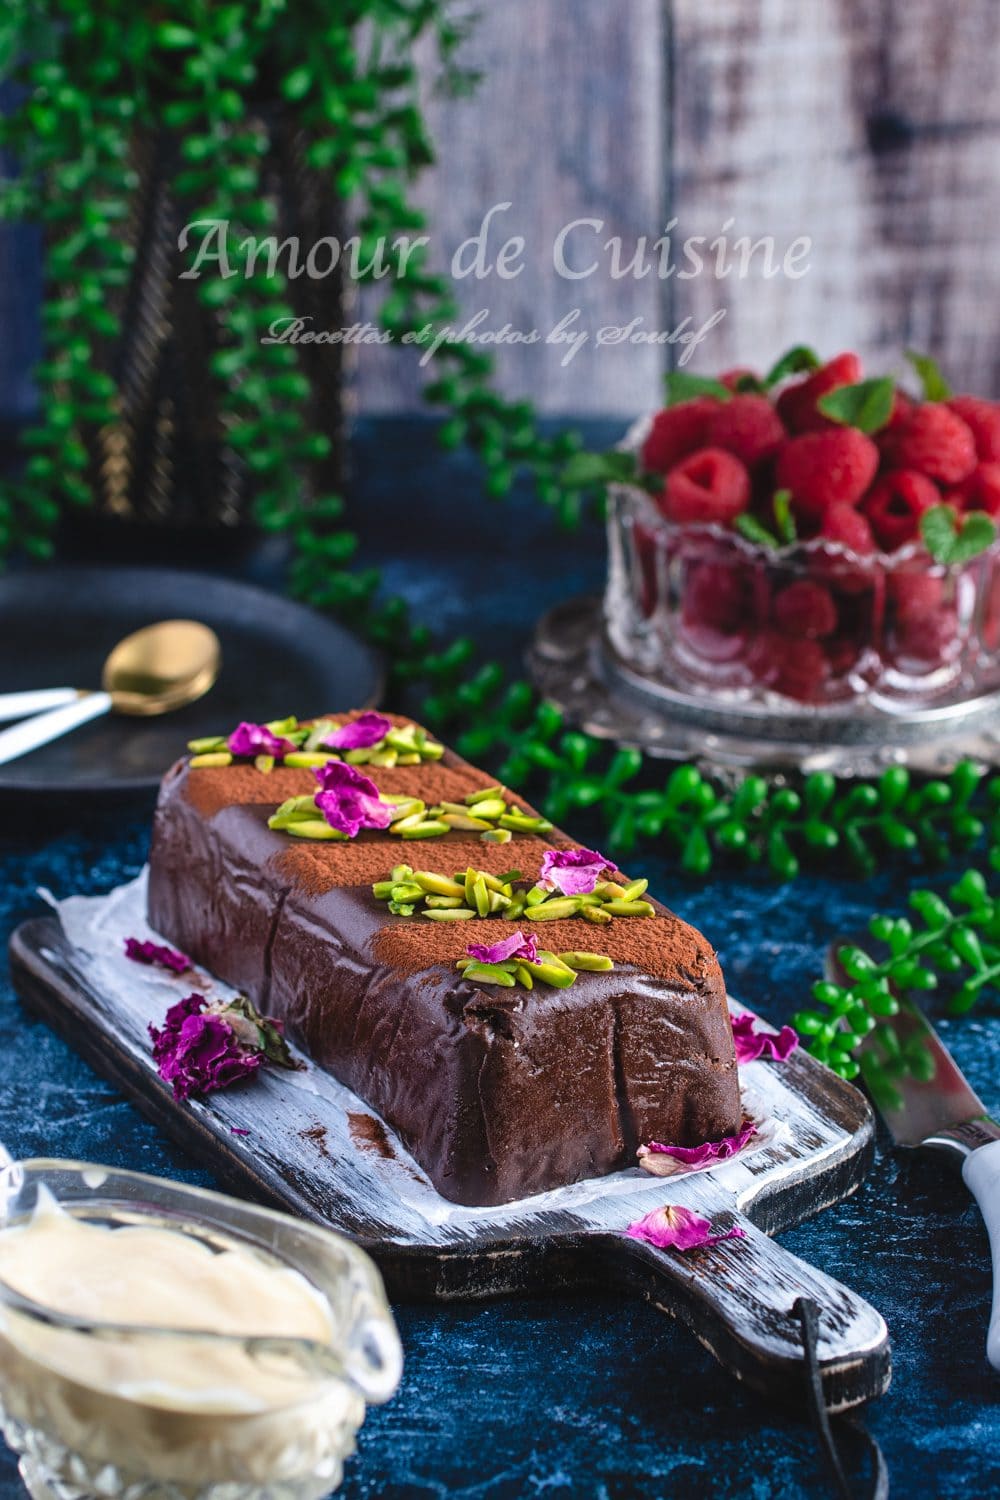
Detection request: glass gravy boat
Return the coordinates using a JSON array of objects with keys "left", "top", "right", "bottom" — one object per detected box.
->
[{"left": 0, "top": 1159, "right": 402, "bottom": 1500}]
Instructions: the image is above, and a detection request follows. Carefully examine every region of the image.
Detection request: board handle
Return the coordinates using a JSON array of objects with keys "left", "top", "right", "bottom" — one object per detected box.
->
[{"left": 591, "top": 1211, "right": 890, "bottom": 1411}]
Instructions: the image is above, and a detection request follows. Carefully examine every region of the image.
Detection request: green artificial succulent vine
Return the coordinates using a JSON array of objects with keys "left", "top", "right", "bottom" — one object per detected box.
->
[{"left": 2, "top": 3, "right": 1000, "bottom": 1075}]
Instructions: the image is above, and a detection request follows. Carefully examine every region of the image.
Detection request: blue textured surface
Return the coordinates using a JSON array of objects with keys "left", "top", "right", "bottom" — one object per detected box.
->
[{"left": 1, "top": 420, "right": 998, "bottom": 1498}]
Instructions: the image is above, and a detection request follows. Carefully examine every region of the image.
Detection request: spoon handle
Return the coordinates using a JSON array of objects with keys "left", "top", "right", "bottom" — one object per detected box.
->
[
  {"left": 0, "top": 692, "right": 112, "bottom": 766},
  {"left": 0, "top": 688, "right": 81, "bottom": 723}
]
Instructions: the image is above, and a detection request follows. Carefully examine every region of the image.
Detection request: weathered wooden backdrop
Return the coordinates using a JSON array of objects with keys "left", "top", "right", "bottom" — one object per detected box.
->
[
  {"left": 360, "top": 0, "right": 1000, "bottom": 413},
  {"left": 2, "top": 2, "right": 999, "bottom": 423}
]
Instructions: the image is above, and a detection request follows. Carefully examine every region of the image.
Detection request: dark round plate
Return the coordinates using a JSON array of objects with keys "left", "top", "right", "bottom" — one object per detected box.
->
[{"left": 0, "top": 567, "right": 384, "bottom": 795}]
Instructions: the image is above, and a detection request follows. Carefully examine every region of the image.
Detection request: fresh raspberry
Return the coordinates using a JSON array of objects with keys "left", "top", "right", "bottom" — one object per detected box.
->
[
  {"left": 888, "top": 572, "right": 945, "bottom": 620},
  {"left": 861, "top": 469, "right": 939, "bottom": 551},
  {"left": 948, "top": 461, "right": 1000, "bottom": 518},
  {"left": 660, "top": 447, "right": 751, "bottom": 525},
  {"left": 775, "top": 353, "right": 863, "bottom": 435},
  {"left": 882, "top": 404, "right": 976, "bottom": 485},
  {"left": 704, "top": 394, "right": 786, "bottom": 468},
  {"left": 775, "top": 429, "right": 879, "bottom": 520},
  {"left": 772, "top": 580, "right": 838, "bottom": 638},
  {"left": 641, "top": 400, "right": 715, "bottom": 474},
  {"left": 681, "top": 560, "right": 768, "bottom": 661},
  {"left": 746, "top": 630, "right": 830, "bottom": 701},
  {"left": 819, "top": 504, "right": 876, "bottom": 554},
  {"left": 890, "top": 610, "right": 960, "bottom": 671},
  {"left": 947, "top": 396, "right": 1000, "bottom": 462}
]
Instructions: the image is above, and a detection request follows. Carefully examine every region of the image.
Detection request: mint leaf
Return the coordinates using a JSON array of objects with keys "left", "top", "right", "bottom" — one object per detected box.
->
[
  {"left": 773, "top": 488, "right": 797, "bottom": 544},
  {"left": 561, "top": 450, "right": 638, "bottom": 488},
  {"left": 816, "top": 377, "right": 895, "bottom": 434},
  {"left": 764, "top": 346, "right": 821, "bottom": 388},
  {"left": 951, "top": 511, "right": 998, "bottom": 564},
  {"left": 905, "top": 350, "right": 952, "bottom": 403},
  {"left": 735, "top": 513, "right": 780, "bottom": 548},
  {"left": 664, "top": 371, "right": 731, "bottom": 406},
  {"left": 920, "top": 504, "right": 996, "bottom": 564},
  {"left": 920, "top": 504, "right": 958, "bottom": 561}
]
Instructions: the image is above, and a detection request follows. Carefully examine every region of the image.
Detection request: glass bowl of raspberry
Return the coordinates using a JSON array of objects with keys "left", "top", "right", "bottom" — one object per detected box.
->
[{"left": 601, "top": 352, "right": 1000, "bottom": 726}]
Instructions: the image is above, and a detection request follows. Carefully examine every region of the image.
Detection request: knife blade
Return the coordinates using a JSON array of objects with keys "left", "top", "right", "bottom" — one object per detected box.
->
[{"left": 826, "top": 940, "right": 1000, "bottom": 1371}]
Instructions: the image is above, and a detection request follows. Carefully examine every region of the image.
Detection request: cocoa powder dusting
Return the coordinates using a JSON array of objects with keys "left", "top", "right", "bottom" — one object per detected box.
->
[
  {"left": 372, "top": 909, "right": 717, "bottom": 989},
  {"left": 178, "top": 710, "right": 710, "bottom": 991},
  {"left": 299, "top": 1123, "right": 331, "bottom": 1158},
  {"left": 348, "top": 1111, "right": 395, "bottom": 1159}
]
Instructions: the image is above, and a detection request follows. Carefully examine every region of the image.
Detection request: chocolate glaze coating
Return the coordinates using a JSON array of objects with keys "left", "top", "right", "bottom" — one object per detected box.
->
[{"left": 148, "top": 727, "right": 741, "bottom": 1206}]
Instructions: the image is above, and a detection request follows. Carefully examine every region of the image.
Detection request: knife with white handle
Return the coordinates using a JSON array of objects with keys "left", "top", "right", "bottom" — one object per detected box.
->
[
  {"left": 827, "top": 942, "right": 1000, "bottom": 1370},
  {"left": 0, "top": 688, "right": 80, "bottom": 723}
]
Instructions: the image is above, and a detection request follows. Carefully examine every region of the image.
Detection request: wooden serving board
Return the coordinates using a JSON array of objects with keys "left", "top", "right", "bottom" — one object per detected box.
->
[{"left": 9, "top": 878, "right": 891, "bottom": 1412}]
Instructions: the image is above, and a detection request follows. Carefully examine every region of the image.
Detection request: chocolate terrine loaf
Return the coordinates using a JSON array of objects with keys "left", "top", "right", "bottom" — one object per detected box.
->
[{"left": 148, "top": 713, "right": 741, "bottom": 1206}]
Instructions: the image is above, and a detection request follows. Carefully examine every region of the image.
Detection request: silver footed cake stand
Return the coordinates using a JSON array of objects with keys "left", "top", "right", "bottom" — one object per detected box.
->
[{"left": 528, "top": 596, "right": 1000, "bottom": 777}]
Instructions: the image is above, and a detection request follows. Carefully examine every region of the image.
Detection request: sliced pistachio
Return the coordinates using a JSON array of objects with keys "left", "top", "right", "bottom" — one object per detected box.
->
[
  {"left": 304, "top": 719, "right": 337, "bottom": 751},
  {"left": 187, "top": 736, "right": 227, "bottom": 754},
  {"left": 284, "top": 820, "right": 347, "bottom": 840},
  {"left": 254, "top": 754, "right": 275, "bottom": 774},
  {"left": 388, "top": 803, "right": 426, "bottom": 826},
  {"left": 498, "top": 812, "right": 553, "bottom": 833},
  {"left": 465, "top": 786, "right": 503, "bottom": 806},
  {"left": 343, "top": 748, "right": 372, "bottom": 765},
  {"left": 472, "top": 876, "right": 491, "bottom": 918},
  {"left": 413, "top": 872, "right": 465, "bottom": 899},
  {"left": 463, "top": 867, "right": 477, "bottom": 907},
  {"left": 603, "top": 899, "right": 655, "bottom": 918},
  {"left": 389, "top": 811, "right": 427, "bottom": 833},
  {"left": 388, "top": 900, "right": 415, "bottom": 916},
  {"left": 525, "top": 887, "right": 548, "bottom": 908},
  {"left": 520, "top": 959, "right": 577, "bottom": 988},
  {"left": 421, "top": 740, "right": 445, "bottom": 761},
  {"left": 284, "top": 751, "right": 337, "bottom": 769},
  {"left": 480, "top": 828, "right": 512, "bottom": 845},
  {"left": 425, "top": 894, "right": 464, "bottom": 908},
  {"left": 558, "top": 952, "right": 614, "bottom": 972},
  {"left": 619, "top": 878, "right": 650, "bottom": 903},
  {"left": 462, "top": 960, "right": 516, "bottom": 988},
  {"left": 581, "top": 905, "right": 613, "bottom": 926},
  {"left": 384, "top": 728, "right": 416, "bottom": 751},
  {"left": 505, "top": 894, "right": 527, "bottom": 921},
  {"left": 372, "top": 881, "right": 395, "bottom": 900},
  {"left": 464, "top": 796, "right": 507, "bottom": 821},
  {"left": 266, "top": 716, "right": 298, "bottom": 735},
  {"left": 391, "top": 883, "right": 424, "bottom": 903},
  {"left": 497, "top": 869, "right": 523, "bottom": 885},
  {"left": 189, "top": 751, "right": 232, "bottom": 768},
  {"left": 525, "top": 898, "right": 582, "bottom": 921},
  {"left": 397, "top": 754, "right": 421, "bottom": 766},
  {"left": 369, "top": 748, "right": 398, "bottom": 768},
  {"left": 443, "top": 812, "right": 493, "bottom": 832},
  {"left": 594, "top": 881, "right": 623, "bottom": 901},
  {"left": 536, "top": 950, "right": 576, "bottom": 973},
  {"left": 488, "top": 891, "right": 511, "bottom": 913},
  {"left": 514, "top": 962, "right": 534, "bottom": 990},
  {"left": 390, "top": 863, "right": 414, "bottom": 881},
  {"left": 479, "top": 870, "right": 510, "bottom": 895},
  {"left": 400, "top": 820, "right": 450, "bottom": 840},
  {"left": 421, "top": 908, "right": 477, "bottom": 921}
]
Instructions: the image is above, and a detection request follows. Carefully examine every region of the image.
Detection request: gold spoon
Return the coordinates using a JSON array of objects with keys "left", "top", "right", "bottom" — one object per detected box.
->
[{"left": 0, "top": 620, "right": 221, "bottom": 766}]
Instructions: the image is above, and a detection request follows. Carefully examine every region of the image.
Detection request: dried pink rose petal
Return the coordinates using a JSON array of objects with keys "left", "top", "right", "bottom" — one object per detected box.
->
[
  {"left": 637, "top": 1118, "right": 757, "bottom": 1176},
  {"left": 323, "top": 712, "right": 393, "bottom": 751},
  {"left": 625, "top": 1203, "right": 746, "bottom": 1252},
  {"left": 466, "top": 931, "right": 539, "bottom": 966},
  {"left": 149, "top": 995, "right": 262, "bottom": 1102},
  {"left": 124, "top": 937, "right": 191, "bottom": 975},
  {"left": 227, "top": 722, "right": 294, "bottom": 760},
  {"left": 731, "top": 1012, "right": 799, "bottom": 1066},
  {"left": 537, "top": 847, "right": 619, "bottom": 896},
  {"left": 313, "top": 761, "right": 393, "bottom": 838}
]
